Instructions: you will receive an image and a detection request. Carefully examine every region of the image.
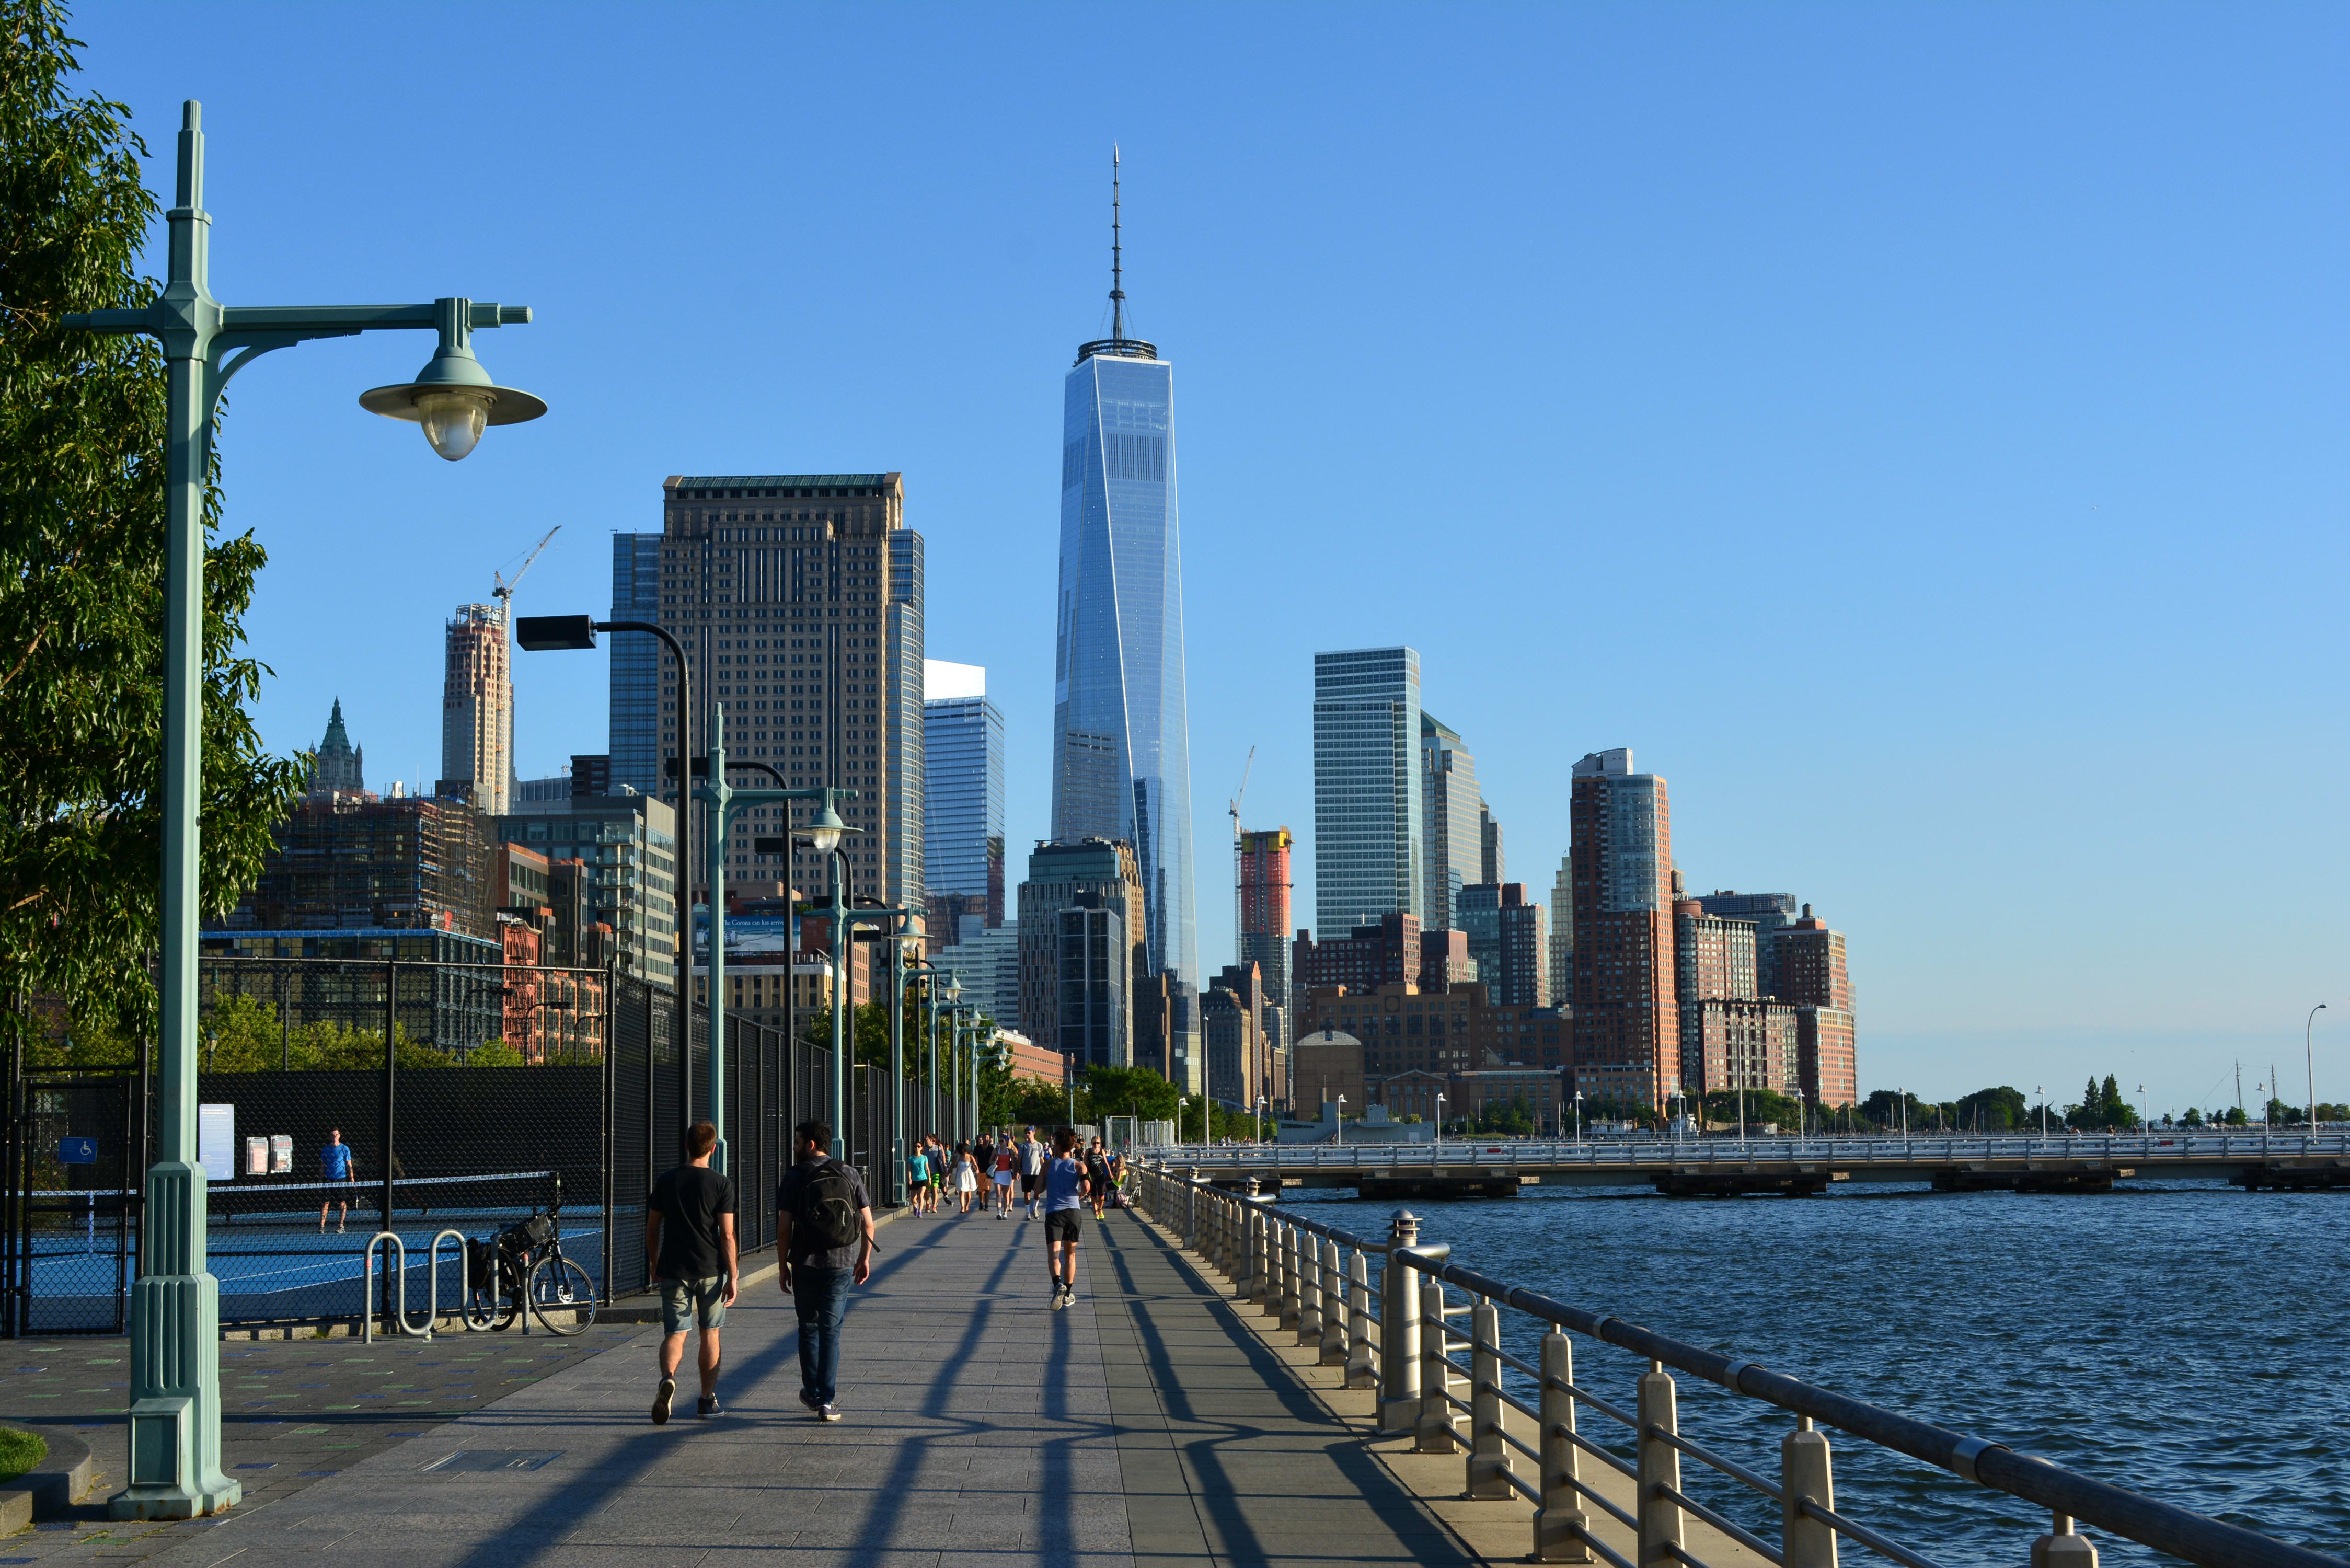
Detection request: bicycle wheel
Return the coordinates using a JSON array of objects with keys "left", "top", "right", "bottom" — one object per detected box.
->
[
  {"left": 461, "top": 1250, "right": 522, "bottom": 1332},
  {"left": 526, "top": 1252, "right": 596, "bottom": 1335}
]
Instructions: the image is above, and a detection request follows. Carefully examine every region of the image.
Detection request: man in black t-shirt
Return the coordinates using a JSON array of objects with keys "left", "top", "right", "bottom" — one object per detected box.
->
[
  {"left": 646, "top": 1121, "right": 738, "bottom": 1423},
  {"left": 775, "top": 1118, "right": 874, "bottom": 1422}
]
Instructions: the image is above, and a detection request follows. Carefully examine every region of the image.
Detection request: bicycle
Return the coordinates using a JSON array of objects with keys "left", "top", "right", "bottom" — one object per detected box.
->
[{"left": 462, "top": 1180, "right": 597, "bottom": 1336}]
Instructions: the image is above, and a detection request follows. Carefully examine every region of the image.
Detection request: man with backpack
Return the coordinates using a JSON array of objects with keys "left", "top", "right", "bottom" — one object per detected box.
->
[
  {"left": 646, "top": 1120, "right": 737, "bottom": 1423},
  {"left": 775, "top": 1118, "right": 875, "bottom": 1422}
]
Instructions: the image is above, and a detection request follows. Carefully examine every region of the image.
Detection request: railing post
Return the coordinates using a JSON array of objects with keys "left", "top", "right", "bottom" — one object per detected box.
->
[
  {"left": 1637, "top": 1360, "right": 1682, "bottom": 1568},
  {"left": 1287, "top": 1222, "right": 1306, "bottom": 1335},
  {"left": 1377, "top": 1213, "right": 1422, "bottom": 1431},
  {"left": 1467, "top": 1299, "right": 1510, "bottom": 1497},
  {"left": 1416, "top": 1277, "right": 1458, "bottom": 1453},
  {"left": 2031, "top": 1515, "right": 2098, "bottom": 1568},
  {"left": 1185, "top": 1167, "right": 1199, "bottom": 1247},
  {"left": 1296, "top": 1227, "right": 1323, "bottom": 1344},
  {"left": 1345, "top": 1246, "right": 1377, "bottom": 1387},
  {"left": 1318, "top": 1238, "right": 1347, "bottom": 1363},
  {"left": 1533, "top": 1329, "right": 1590, "bottom": 1561},
  {"left": 1781, "top": 1415, "right": 1837, "bottom": 1568}
]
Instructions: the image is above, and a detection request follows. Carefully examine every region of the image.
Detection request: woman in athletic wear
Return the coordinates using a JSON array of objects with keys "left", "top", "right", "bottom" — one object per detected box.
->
[
  {"left": 907, "top": 1143, "right": 931, "bottom": 1215},
  {"left": 992, "top": 1139, "right": 1016, "bottom": 1218},
  {"left": 1043, "top": 1127, "right": 1090, "bottom": 1308},
  {"left": 952, "top": 1140, "right": 978, "bottom": 1215},
  {"left": 1084, "top": 1136, "right": 1115, "bottom": 1220}
]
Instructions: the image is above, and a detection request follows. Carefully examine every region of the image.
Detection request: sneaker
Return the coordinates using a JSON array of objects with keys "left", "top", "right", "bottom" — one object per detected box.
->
[
  {"left": 817, "top": 1403, "right": 843, "bottom": 1423},
  {"left": 697, "top": 1394, "right": 721, "bottom": 1419},
  {"left": 651, "top": 1377, "right": 675, "bottom": 1425}
]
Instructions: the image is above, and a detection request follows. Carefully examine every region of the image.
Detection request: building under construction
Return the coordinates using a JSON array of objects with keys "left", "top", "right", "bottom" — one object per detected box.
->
[{"left": 223, "top": 795, "right": 494, "bottom": 937}]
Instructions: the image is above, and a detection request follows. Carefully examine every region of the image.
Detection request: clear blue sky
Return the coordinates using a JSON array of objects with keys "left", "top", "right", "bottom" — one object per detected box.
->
[{"left": 76, "top": 3, "right": 2350, "bottom": 1115}]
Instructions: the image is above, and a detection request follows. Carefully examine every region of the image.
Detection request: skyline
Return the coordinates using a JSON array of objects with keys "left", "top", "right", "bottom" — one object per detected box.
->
[{"left": 71, "top": 3, "right": 2350, "bottom": 1111}]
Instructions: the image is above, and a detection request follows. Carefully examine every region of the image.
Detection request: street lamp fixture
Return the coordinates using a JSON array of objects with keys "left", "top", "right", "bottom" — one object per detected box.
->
[
  {"left": 63, "top": 102, "right": 542, "bottom": 1522},
  {"left": 2308, "top": 1003, "right": 2327, "bottom": 1133}
]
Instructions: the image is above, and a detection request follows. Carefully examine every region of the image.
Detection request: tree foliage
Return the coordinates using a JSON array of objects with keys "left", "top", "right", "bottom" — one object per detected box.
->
[{"left": 0, "top": 3, "right": 306, "bottom": 1053}]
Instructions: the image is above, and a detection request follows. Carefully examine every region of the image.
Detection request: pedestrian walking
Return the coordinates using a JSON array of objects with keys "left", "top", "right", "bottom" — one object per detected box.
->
[
  {"left": 907, "top": 1143, "right": 931, "bottom": 1215},
  {"left": 1085, "top": 1136, "right": 1114, "bottom": 1219},
  {"left": 317, "top": 1129, "right": 356, "bottom": 1232},
  {"left": 646, "top": 1120, "right": 738, "bottom": 1423},
  {"left": 1043, "top": 1127, "right": 1091, "bottom": 1309},
  {"left": 1018, "top": 1125, "right": 1047, "bottom": 1219},
  {"left": 952, "top": 1140, "right": 978, "bottom": 1214},
  {"left": 992, "top": 1139, "right": 1016, "bottom": 1218},
  {"left": 776, "top": 1119, "right": 875, "bottom": 1422}
]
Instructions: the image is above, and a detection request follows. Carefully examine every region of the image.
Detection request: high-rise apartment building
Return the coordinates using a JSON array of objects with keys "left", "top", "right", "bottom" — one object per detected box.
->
[
  {"left": 1460, "top": 884, "right": 1547, "bottom": 1008},
  {"left": 923, "top": 662, "right": 1006, "bottom": 950},
  {"left": 1016, "top": 838, "right": 1147, "bottom": 1074},
  {"left": 1694, "top": 998, "right": 1801, "bottom": 1100},
  {"left": 1774, "top": 903, "right": 1858, "bottom": 1110},
  {"left": 1674, "top": 900, "right": 1761, "bottom": 1094},
  {"left": 1481, "top": 806, "right": 1505, "bottom": 885},
  {"left": 614, "top": 474, "right": 923, "bottom": 912},
  {"left": 499, "top": 791, "right": 681, "bottom": 988},
  {"left": 310, "top": 699, "right": 365, "bottom": 796},
  {"left": 1237, "top": 824, "right": 1291, "bottom": 997},
  {"left": 1569, "top": 748, "right": 1679, "bottom": 1109},
  {"left": 441, "top": 603, "right": 513, "bottom": 814},
  {"left": 1290, "top": 912, "right": 1423, "bottom": 1010},
  {"left": 1420, "top": 714, "right": 1482, "bottom": 932},
  {"left": 1051, "top": 180, "right": 1199, "bottom": 1054},
  {"left": 1548, "top": 851, "right": 1573, "bottom": 1006},
  {"left": 1314, "top": 647, "right": 1422, "bottom": 936},
  {"left": 1202, "top": 962, "right": 1265, "bottom": 1109},
  {"left": 1697, "top": 890, "right": 1800, "bottom": 999}
]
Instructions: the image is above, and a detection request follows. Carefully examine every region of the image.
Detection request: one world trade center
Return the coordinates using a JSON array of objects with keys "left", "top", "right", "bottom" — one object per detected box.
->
[{"left": 1052, "top": 156, "right": 1199, "bottom": 1075}]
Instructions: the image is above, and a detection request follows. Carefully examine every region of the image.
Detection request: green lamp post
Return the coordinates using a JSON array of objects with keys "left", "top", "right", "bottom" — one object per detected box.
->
[{"left": 64, "top": 103, "right": 544, "bottom": 1520}]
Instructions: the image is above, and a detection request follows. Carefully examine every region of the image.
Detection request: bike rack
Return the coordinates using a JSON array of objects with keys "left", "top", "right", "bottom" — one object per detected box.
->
[{"left": 362, "top": 1229, "right": 471, "bottom": 1342}]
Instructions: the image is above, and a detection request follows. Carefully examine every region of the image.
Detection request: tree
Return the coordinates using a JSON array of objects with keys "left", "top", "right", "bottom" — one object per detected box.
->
[
  {"left": 1955, "top": 1086, "right": 2028, "bottom": 1132},
  {"left": 1081, "top": 1063, "right": 1180, "bottom": 1125},
  {"left": 0, "top": 3, "right": 306, "bottom": 1057}
]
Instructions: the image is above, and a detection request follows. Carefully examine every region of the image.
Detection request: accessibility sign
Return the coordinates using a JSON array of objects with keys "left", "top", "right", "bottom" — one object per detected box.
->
[{"left": 56, "top": 1137, "right": 96, "bottom": 1166}]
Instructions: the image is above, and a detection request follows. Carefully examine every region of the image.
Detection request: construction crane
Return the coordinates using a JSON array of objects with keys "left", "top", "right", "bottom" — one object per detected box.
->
[
  {"left": 1229, "top": 746, "right": 1255, "bottom": 971},
  {"left": 491, "top": 525, "right": 561, "bottom": 623}
]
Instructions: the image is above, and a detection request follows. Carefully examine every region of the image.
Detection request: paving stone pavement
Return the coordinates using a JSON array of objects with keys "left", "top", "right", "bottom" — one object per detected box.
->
[{"left": 6, "top": 1205, "right": 1480, "bottom": 1568}]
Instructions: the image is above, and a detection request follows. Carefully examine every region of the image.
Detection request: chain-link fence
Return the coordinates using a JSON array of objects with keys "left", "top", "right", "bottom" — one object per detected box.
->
[{"left": 3, "top": 958, "right": 970, "bottom": 1334}]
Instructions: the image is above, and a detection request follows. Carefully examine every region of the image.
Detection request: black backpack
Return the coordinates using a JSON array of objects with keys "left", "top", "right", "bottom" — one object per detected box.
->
[{"left": 793, "top": 1161, "right": 860, "bottom": 1251}]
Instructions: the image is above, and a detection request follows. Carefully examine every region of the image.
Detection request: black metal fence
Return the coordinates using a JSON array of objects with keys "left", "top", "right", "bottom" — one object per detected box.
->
[{"left": 2, "top": 958, "right": 967, "bottom": 1335}]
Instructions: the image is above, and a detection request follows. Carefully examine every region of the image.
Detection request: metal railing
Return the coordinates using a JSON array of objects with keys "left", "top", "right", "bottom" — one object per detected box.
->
[
  {"left": 1130, "top": 1162, "right": 2345, "bottom": 1568},
  {"left": 1156, "top": 1131, "right": 2349, "bottom": 1170}
]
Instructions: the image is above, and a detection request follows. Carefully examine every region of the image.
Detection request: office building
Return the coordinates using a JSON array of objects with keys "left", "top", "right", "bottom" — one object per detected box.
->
[
  {"left": 1697, "top": 890, "right": 1800, "bottom": 999},
  {"left": 923, "top": 663, "right": 1006, "bottom": 950},
  {"left": 1202, "top": 964, "right": 1264, "bottom": 1109},
  {"left": 1291, "top": 1025, "right": 1366, "bottom": 1119},
  {"left": 570, "top": 754, "right": 612, "bottom": 798},
  {"left": 440, "top": 603, "right": 513, "bottom": 814},
  {"left": 1313, "top": 647, "right": 1421, "bottom": 936},
  {"left": 497, "top": 790, "right": 680, "bottom": 988},
  {"left": 1420, "top": 928, "right": 1478, "bottom": 991},
  {"left": 1548, "top": 851, "right": 1573, "bottom": 1007},
  {"left": 935, "top": 920, "right": 1021, "bottom": 1034},
  {"left": 1481, "top": 805, "right": 1505, "bottom": 885},
  {"left": 309, "top": 699, "right": 365, "bottom": 797},
  {"left": 223, "top": 796, "right": 494, "bottom": 937},
  {"left": 1050, "top": 176, "right": 1199, "bottom": 1058},
  {"left": 1420, "top": 713, "right": 1482, "bottom": 931},
  {"left": 1459, "top": 884, "right": 1547, "bottom": 1008},
  {"left": 1451, "top": 1067, "right": 1560, "bottom": 1134},
  {"left": 1016, "top": 838, "right": 1146, "bottom": 1073},
  {"left": 612, "top": 472, "right": 924, "bottom": 911},
  {"left": 1569, "top": 748, "right": 1679, "bottom": 1110}
]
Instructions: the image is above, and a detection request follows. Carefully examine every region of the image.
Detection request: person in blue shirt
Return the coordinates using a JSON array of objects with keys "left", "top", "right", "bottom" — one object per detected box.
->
[
  {"left": 1042, "top": 1127, "right": 1091, "bottom": 1309},
  {"left": 318, "top": 1129, "right": 355, "bottom": 1233},
  {"left": 907, "top": 1146, "right": 932, "bottom": 1214}
]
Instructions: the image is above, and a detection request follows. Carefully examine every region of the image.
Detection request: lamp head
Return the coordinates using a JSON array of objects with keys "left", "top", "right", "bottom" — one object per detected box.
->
[
  {"left": 515, "top": 614, "right": 597, "bottom": 652},
  {"left": 802, "top": 795, "right": 854, "bottom": 854},
  {"left": 359, "top": 299, "right": 545, "bottom": 460}
]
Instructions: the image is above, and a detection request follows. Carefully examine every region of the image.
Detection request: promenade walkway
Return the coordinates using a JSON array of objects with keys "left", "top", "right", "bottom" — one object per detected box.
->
[{"left": 65, "top": 1206, "right": 1478, "bottom": 1568}]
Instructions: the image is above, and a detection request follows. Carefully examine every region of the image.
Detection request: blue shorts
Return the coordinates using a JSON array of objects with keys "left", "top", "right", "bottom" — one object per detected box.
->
[{"left": 660, "top": 1276, "right": 728, "bottom": 1334}]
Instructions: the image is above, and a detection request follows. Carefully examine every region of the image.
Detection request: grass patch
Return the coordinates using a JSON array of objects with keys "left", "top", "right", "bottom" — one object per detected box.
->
[{"left": 0, "top": 1426, "right": 47, "bottom": 1484}]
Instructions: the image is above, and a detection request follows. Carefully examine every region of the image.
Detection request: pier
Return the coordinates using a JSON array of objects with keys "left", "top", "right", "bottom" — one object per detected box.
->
[{"left": 1169, "top": 1131, "right": 2350, "bottom": 1198}]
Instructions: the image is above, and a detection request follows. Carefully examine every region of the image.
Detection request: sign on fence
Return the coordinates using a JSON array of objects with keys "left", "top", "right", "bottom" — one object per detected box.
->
[
  {"left": 55, "top": 1137, "right": 96, "bottom": 1166},
  {"left": 198, "top": 1103, "right": 235, "bottom": 1181}
]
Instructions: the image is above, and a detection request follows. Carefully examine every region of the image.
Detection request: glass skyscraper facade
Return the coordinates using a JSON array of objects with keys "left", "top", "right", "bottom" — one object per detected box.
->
[
  {"left": 1051, "top": 339, "right": 1199, "bottom": 1008},
  {"left": 607, "top": 532, "right": 662, "bottom": 795},
  {"left": 923, "top": 689, "right": 1006, "bottom": 940},
  {"left": 1313, "top": 647, "right": 1423, "bottom": 937},
  {"left": 1420, "top": 711, "right": 1482, "bottom": 932}
]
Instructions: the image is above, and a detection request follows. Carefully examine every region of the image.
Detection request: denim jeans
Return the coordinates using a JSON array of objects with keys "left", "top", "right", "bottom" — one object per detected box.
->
[{"left": 792, "top": 1264, "right": 853, "bottom": 1406}]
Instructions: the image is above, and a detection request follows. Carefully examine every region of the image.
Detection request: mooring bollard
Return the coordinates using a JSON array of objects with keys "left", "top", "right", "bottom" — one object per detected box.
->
[
  {"left": 1416, "top": 1276, "right": 1458, "bottom": 1453},
  {"left": 1467, "top": 1299, "right": 1511, "bottom": 1498},
  {"left": 1781, "top": 1415, "right": 1837, "bottom": 1568},
  {"left": 1345, "top": 1247, "right": 1377, "bottom": 1387},
  {"left": 1377, "top": 1212, "right": 1422, "bottom": 1431},
  {"left": 1319, "top": 1238, "right": 1347, "bottom": 1363},
  {"left": 1533, "top": 1329, "right": 1591, "bottom": 1561},
  {"left": 2031, "top": 1515, "right": 2098, "bottom": 1568},
  {"left": 1638, "top": 1360, "right": 1683, "bottom": 1568}
]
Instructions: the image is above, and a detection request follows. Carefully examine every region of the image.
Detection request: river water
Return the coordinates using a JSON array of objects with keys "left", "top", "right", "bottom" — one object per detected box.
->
[{"left": 1274, "top": 1177, "right": 2346, "bottom": 1566}]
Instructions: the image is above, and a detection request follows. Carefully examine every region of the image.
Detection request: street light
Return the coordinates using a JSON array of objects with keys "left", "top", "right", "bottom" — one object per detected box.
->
[
  {"left": 64, "top": 103, "right": 542, "bottom": 1523},
  {"left": 2308, "top": 1004, "right": 2327, "bottom": 1134},
  {"left": 1573, "top": 1089, "right": 1584, "bottom": 1144},
  {"left": 1434, "top": 1093, "right": 1446, "bottom": 1148},
  {"left": 1334, "top": 1094, "right": 1347, "bottom": 1148}
]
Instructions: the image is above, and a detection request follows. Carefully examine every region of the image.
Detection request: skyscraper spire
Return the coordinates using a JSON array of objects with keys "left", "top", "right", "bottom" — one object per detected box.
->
[{"left": 1110, "top": 144, "right": 1126, "bottom": 342}]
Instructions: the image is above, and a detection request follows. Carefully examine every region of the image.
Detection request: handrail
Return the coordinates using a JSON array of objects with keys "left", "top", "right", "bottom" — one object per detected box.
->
[{"left": 1132, "top": 1161, "right": 2346, "bottom": 1568}]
